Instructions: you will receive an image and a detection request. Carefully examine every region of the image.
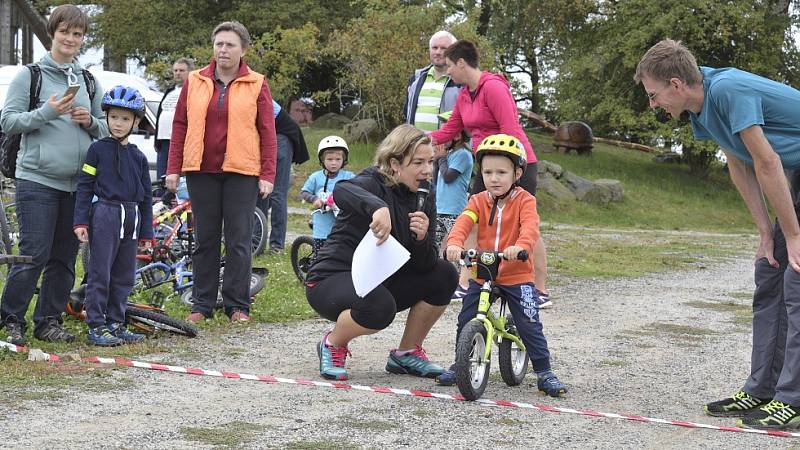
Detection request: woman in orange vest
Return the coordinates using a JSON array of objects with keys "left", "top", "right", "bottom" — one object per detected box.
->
[{"left": 166, "top": 21, "right": 277, "bottom": 323}]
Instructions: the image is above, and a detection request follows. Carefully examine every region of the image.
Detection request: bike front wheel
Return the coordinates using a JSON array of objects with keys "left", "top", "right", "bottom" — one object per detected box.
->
[
  {"left": 455, "top": 320, "right": 490, "bottom": 401},
  {"left": 290, "top": 235, "right": 315, "bottom": 282},
  {"left": 125, "top": 305, "right": 198, "bottom": 338},
  {"left": 498, "top": 317, "right": 529, "bottom": 386},
  {"left": 251, "top": 207, "right": 267, "bottom": 256}
]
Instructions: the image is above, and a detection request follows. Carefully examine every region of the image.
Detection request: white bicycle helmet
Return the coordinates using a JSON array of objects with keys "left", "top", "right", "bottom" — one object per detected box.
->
[{"left": 317, "top": 135, "right": 349, "bottom": 166}]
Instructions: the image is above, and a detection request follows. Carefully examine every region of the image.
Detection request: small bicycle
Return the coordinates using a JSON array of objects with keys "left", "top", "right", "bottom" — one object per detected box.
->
[
  {"left": 454, "top": 249, "right": 530, "bottom": 401},
  {"left": 290, "top": 200, "right": 337, "bottom": 282}
]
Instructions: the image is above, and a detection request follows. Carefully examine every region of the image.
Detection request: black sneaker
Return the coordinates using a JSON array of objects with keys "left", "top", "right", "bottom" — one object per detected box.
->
[
  {"left": 704, "top": 390, "right": 769, "bottom": 417},
  {"left": 4, "top": 320, "right": 26, "bottom": 346},
  {"left": 33, "top": 319, "right": 76, "bottom": 343},
  {"left": 738, "top": 400, "right": 800, "bottom": 430}
]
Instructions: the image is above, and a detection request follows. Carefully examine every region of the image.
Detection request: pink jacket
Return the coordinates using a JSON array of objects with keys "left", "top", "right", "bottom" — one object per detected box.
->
[{"left": 430, "top": 72, "right": 536, "bottom": 163}]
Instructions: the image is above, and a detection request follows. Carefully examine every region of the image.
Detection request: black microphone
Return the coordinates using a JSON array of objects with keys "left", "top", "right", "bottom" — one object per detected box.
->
[
  {"left": 416, "top": 180, "right": 431, "bottom": 211},
  {"left": 412, "top": 180, "right": 431, "bottom": 240}
]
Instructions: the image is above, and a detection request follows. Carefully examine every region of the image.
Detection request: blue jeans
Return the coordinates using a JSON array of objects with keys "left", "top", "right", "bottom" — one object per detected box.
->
[
  {"left": 257, "top": 133, "right": 292, "bottom": 249},
  {"left": 0, "top": 180, "right": 80, "bottom": 334}
]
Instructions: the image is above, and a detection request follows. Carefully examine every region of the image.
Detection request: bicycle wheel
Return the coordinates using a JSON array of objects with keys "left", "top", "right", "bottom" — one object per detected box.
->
[
  {"left": 251, "top": 207, "right": 267, "bottom": 256},
  {"left": 455, "top": 320, "right": 490, "bottom": 401},
  {"left": 498, "top": 317, "right": 529, "bottom": 386},
  {"left": 290, "top": 235, "right": 315, "bottom": 282},
  {"left": 125, "top": 305, "right": 198, "bottom": 338}
]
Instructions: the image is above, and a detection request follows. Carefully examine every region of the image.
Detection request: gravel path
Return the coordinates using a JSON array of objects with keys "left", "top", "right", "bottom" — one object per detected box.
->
[{"left": 2, "top": 248, "right": 796, "bottom": 449}]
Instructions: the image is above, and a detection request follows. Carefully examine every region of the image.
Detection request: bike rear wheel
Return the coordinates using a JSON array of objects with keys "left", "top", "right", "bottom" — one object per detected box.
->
[
  {"left": 251, "top": 207, "right": 267, "bottom": 256},
  {"left": 498, "top": 317, "right": 528, "bottom": 386},
  {"left": 455, "top": 320, "right": 490, "bottom": 401},
  {"left": 290, "top": 235, "right": 315, "bottom": 282},
  {"left": 125, "top": 305, "right": 198, "bottom": 338}
]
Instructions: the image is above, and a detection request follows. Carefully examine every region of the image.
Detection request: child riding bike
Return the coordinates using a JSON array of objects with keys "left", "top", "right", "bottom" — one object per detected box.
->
[
  {"left": 299, "top": 135, "right": 355, "bottom": 257},
  {"left": 73, "top": 85, "right": 154, "bottom": 347},
  {"left": 439, "top": 134, "right": 567, "bottom": 396}
]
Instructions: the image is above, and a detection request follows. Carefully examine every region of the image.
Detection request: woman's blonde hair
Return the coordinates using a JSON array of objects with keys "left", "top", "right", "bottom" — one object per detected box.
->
[{"left": 374, "top": 124, "right": 431, "bottom": 186}]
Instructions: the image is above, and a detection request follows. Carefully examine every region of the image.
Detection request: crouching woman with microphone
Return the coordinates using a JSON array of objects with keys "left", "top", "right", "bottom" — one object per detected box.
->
[{"left": 305, "top": 124, "right": 458, "bottom": 381}]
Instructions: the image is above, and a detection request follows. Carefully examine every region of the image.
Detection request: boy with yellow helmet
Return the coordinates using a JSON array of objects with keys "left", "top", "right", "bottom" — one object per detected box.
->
[{"left": 438, "top": 134, "right": 567, "bottom": 396}]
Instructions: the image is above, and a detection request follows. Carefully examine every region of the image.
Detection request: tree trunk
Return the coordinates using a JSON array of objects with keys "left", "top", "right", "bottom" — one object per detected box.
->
[{"left": 477, "top": 0, "right": 492, "bottom": 36}]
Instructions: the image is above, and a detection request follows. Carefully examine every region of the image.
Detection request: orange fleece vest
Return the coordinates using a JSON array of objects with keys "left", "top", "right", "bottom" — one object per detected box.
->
[{"left": 182, "top": 69, "right": 265, "bottom": 176}]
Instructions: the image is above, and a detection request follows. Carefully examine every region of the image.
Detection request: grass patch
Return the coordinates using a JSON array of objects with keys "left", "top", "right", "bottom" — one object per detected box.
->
[
  {"left": 337, "top": 416, "right": 394, "bottom": 432},
  {"left": 686, "top": 300, "right": 752, "bottom": 326},
  {"left": 600, "top": 359, "right": 628, "bottom": 367},
  {"left": 620, "top": 322, "right": 717, "bottom": 347},
  {"left": 286, "top": 440, "right": 362, "bottom": 450},
  {"left": 545, "top": 229, "right": 752, "bottom": 278},
  {"left": 727, "top": 291, "right": 753, "bottom": 301},
  {"left": 180, "top": 421, "right": 265, "bottom": 449}
]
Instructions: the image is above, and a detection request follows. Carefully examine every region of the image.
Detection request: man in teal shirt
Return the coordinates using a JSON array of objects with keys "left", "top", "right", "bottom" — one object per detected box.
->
[{"left": 635, "top": 38, "right": 800, "bottom": 431}]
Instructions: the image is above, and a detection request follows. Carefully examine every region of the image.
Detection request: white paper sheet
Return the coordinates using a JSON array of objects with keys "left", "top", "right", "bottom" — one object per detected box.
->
[{"left": 352, "top": 231, "right": 410, "bottom": 297}]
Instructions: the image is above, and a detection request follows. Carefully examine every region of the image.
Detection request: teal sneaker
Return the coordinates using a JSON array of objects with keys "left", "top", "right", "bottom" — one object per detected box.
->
[
  {"left": 87, "top": 326, "right": 123, "bottom": 347},
  {"left": 386, "top": 346, "right": 444, "bottom": 378},
  {"left": 738, "top": 400, "right": 800, "bottom": 430},
  {"left": 705, "top": 390, "right": 769, "bottom": 417},
  {"left": 317, "top": 332, "right": 350, "bottom": 381},
  {"left": 107, "top": 322, "right": 145, "bottom": 344},
  {"left": 537, "top": 371, "right": 567, "bottom": 397}
]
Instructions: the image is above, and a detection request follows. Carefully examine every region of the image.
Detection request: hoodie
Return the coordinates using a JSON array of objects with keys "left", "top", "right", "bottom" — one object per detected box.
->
[
  {"left": 0, "top": 53, "right": 108, "bottom": 192},
  {"left": 429, "top": 72, "right": 536, "bottom": 164}
]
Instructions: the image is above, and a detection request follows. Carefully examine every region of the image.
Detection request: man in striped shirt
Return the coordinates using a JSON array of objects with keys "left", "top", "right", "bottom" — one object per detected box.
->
[{"left": 403, "top": 30, "right": 461, "bottom": 131}]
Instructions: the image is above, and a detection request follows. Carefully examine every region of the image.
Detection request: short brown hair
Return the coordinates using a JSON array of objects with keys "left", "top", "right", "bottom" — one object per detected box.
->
[
  {"left": 374, "top": 125, "right": 431, "bottom": 186},
  {"left": 47, "top": 4, "right": 89, "bottom": 37},
  {"left": 634, "top": 39, "right": 702, "bottom": 86},
  {"left": 211, "top": 21, "right": 251, "bottom": 48},
  {"left": 174, "top": 57, "right": 195, "bottom": 71},
  {"left": 444, "top": 40, "right": 479, "bottom": 68}
]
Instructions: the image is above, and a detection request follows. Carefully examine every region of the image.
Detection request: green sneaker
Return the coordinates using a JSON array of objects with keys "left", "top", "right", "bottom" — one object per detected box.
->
[
  {"left": 704, "top": 390, "right": 769, "bottom": 417},
  {"left": 385, "top": 346, "right": 444, "bottom": 378},
  {"left": 738, "top": 400, "right": 800, "bottom": 430}
]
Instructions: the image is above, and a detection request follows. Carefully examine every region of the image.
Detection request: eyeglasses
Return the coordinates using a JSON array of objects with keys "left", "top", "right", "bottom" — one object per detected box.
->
[{"left": 646, "top": 83, "right": 671, "bottom": 102}]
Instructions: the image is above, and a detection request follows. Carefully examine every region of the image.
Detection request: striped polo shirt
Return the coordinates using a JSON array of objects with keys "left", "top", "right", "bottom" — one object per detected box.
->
[{"left": 413, "top": 72, "right": 450, "bottom": 131}]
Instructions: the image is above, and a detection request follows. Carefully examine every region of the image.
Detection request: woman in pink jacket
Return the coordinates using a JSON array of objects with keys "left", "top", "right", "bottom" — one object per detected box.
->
[{"left": 430, "top": 40, "right": 551, "bottom": 307}]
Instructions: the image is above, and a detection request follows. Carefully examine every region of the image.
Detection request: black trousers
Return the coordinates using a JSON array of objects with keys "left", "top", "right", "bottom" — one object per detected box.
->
[
  {"left": 186, "top": 172, "right": 258, "bottom": 317},
  {"left": 306, "top": 260, "right": 458, "bottom": 330}
]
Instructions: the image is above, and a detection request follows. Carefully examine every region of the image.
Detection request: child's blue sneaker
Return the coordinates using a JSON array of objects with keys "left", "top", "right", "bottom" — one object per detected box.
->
[
  {"left": 87, "top": 326, "right": 123, "bottom": 347},
  {"left": 537, "top": 371, "right": 567, "bottom": 397},
  {"left": 317, "top": 331, "right": 350, "bottom": 380},
  {"left": 435, "top": 364, "right": 457, "bottom": 386},
  {"left": 107, "top": 322, "right": 145, "bottom": 344},
  {"left": 386, "top": 346, "right": 445, "bottom": 378}
]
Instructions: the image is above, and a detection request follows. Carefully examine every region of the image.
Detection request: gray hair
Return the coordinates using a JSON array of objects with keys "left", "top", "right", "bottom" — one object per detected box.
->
[
  {"left": 174, "top": 57, "right": 195, "bottom": 71},
  {"left": 429, "top": 30, "right": 457, "bottom": 48}
]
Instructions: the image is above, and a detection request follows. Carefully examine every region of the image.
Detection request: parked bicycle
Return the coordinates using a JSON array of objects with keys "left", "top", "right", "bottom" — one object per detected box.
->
[{"left": 454, "top": 249, "right": 530, "bottom": 401}]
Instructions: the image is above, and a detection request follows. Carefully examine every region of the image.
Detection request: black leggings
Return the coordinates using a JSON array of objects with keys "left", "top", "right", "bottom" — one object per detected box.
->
[{"left": 306, "top": 260, "right": 458, "bottom": 330}]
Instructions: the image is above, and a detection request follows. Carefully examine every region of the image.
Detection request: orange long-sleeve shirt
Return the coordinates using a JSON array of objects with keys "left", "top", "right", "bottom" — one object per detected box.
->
[{"left": 447, "top": 187, "right": 540, "bottom": 285}]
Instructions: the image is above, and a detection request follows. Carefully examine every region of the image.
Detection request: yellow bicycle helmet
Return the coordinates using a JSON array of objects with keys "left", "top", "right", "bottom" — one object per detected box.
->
[{"left": 475, "top": 134, "right": 527, "bottom": 170}]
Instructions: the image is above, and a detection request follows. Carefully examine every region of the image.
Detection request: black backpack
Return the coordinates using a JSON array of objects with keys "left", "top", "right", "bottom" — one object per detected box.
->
[{"left": 0, "top": 65, "right": 96, "bottom": 179}]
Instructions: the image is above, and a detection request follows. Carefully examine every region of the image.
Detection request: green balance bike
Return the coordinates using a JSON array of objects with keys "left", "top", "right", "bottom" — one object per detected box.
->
[{"left": 455, "top": 249, "right": 530, "bottom": 401}]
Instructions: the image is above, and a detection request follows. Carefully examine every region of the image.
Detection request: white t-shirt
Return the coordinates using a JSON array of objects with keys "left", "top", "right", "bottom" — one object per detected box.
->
[{"left": 156, "top": 87, "right": 181, "bottom": 140}]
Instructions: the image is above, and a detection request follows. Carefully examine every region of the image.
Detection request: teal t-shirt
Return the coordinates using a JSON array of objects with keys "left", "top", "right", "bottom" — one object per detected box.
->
[
  {"left": 689, "top": 66, "right": 800, "bottom": 169},
  {"left": 436, "top": 147, "right": 473, "bottom": 215},
  {"left": 301, "top": 169, "right": 355, "bottom": 239}
]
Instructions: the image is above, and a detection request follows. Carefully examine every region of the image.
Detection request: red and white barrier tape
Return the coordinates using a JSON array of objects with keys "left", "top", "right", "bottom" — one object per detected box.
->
[{"left": 2, "top": 339, "right": 799, "bottom": 439}]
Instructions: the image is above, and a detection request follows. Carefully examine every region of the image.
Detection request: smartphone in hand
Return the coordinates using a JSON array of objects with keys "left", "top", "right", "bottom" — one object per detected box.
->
[{"left": 62, "top": 84, "right": 80, "bottom": 98}]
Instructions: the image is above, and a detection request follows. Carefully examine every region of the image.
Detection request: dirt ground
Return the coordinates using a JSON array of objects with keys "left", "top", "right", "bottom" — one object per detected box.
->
[{"left": 1, "top": 237, "right": 798, "bottom": 449}]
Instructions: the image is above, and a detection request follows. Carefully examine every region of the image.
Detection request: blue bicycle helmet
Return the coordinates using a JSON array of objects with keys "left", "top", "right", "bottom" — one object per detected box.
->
[{"left": 101, "top": 85, "right": 145, "bottom": 118}]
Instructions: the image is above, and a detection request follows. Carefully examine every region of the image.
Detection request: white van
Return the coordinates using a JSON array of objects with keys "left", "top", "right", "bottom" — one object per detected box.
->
[{"left": 0, "top": 65, "right": 163, "bottom": 180}]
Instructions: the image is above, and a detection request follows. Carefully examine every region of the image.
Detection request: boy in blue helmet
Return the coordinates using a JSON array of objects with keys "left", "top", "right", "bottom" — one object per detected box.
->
[{"left": 73, "top": 85, "right": 154, "bottom": 346}]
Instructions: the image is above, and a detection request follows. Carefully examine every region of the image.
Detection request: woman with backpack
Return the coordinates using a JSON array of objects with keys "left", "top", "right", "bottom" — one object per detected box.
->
[{"left": 0, "top": 4, "right": 107, "bottom": 346}]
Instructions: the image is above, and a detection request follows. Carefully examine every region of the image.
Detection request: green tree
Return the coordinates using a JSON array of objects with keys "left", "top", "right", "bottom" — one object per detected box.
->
[{"left": 549, "top": 0, "right": 799, "bottom": 176}]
